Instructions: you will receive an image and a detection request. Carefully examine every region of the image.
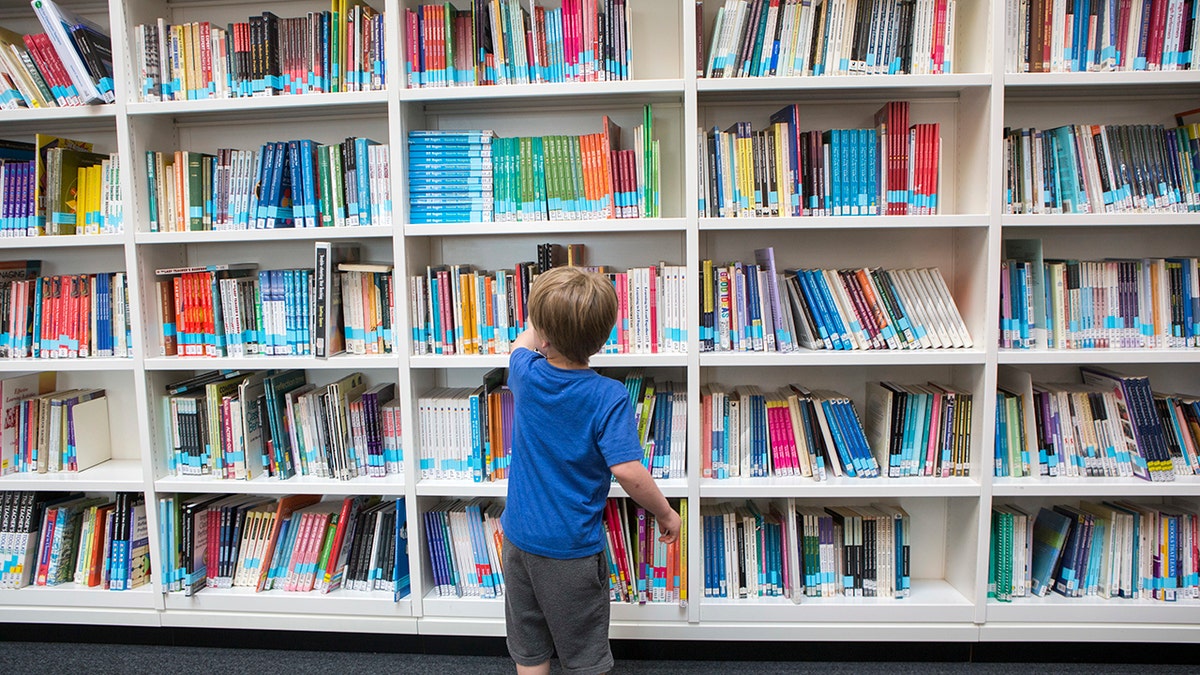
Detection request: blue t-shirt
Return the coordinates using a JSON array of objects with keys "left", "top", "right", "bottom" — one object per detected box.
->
[{"left": 501, "top": 347, "right": 644, "bottom": 559}]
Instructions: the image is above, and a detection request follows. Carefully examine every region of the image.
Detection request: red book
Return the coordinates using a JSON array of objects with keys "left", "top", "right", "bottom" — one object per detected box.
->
[
  {"left": 320, "top": 497, "right": 355, "bottom": 592},
  {"left": 932, "top": 0, "right": 948, "bottom": 73},
  {"left": 1148, "top": 0, "right": 1167, "bottom": 69},
  {"left": 35, "top": 507, "right": 58, "bottom": 585}
]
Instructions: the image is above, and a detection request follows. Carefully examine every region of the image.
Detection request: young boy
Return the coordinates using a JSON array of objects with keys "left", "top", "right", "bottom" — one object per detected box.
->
[{"left": 501, "top": 266, "right": 681, "bottom": 675}]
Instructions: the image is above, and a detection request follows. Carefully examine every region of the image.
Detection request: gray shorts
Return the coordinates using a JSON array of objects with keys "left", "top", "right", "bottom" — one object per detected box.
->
[{"left": 503, "top": 539, "right": 612, "bottom": 675}]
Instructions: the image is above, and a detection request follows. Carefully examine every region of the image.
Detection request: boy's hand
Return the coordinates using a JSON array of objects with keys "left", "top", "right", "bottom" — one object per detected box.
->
[{"left": 657, "top": 509, "right": 681, "bottom": 545}]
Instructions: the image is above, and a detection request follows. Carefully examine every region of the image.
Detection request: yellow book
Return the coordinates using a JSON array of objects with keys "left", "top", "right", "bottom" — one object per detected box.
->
[{"left": 74, "top": 165, "right": 87, "bottom": 234}]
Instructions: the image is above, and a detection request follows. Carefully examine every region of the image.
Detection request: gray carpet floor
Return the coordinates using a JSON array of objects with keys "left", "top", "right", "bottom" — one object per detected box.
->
[{"left": 1, "top": 643, "right": 1198, "bottom": 674}]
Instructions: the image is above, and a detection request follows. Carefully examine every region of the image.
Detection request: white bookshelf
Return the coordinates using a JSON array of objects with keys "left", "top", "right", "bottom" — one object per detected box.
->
[{"left": 1, "top": 0, "right": 1197, "bottom": 646}]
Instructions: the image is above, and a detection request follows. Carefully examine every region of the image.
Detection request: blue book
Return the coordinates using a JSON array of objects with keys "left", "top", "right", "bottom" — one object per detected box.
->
[
  {"left": 819, "top": 397, "right": 857, "bottom": 477},
  {"left": 354, "top": 137, "right": 378, "bottom": 225},
  {"left": 810, "top": 270, "right": 850, "bottom": 350},
  {"left": 1030, "top": 507, "right": 1074, "bottom": 596}
]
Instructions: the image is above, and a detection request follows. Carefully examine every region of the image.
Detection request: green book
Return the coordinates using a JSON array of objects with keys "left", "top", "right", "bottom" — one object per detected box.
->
[
  {"left": 45, "top": 147, "right": 106, "bottom": 235},
  {"left": 317, "top": 145, "right": 333, "bottom": 226}
]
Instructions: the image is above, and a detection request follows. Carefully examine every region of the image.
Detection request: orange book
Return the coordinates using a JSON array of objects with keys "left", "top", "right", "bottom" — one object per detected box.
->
[
  {"left": 85, "top": 504, "right": 115, "bottom": 587},
  {"left": 600, "top": 116, "right": 622, "bottom": 216},
  {"left": 255, "top": 494, "right": 321, "bottom": 592}
]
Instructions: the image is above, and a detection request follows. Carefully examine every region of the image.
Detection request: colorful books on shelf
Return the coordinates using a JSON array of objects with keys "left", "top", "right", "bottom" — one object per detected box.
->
[
  {"left": 994, "top": 365, "right": 1197, "bottom": 481},
  {"left": 1006, "top": 0, "right": 1200, "bottom": 73},
  {"left": 702, "top": 499, "right": 910, "bottom": 600},
  {"left": 0, "top": 491, "right": 148, "bottom": 590},
  {"left": 1003, "top": 123, "right": 1200, "bottom": 215},
  {"left": 134, "top": 2, "right": 385, "bottom": 102},
  {"left": 164, "top": 370, "right": 403, "bottom": 481},
  {"left": 865, "top": 380, "right": 973, "bottom": 478},
  {"left": 411, "top": 254, "right": 686, "bottom": 356},
  {"left": 603, "top": 497, "right": 686, "bottom": 605},
  {"left": 145, "top": 137, "right": 391, "bottom": 232},
  {"left": 702, "top": 383, "right": 891, "bottom": 481},
  {"left": 418, "top": 369, "right": 512, "bottom": 482},
  {"left": 1, "top": 135, "right": 122, "bottom": 237},
  {"left": 998, "top": 501, "right": 1199, "bottom": 602},
  {"left": 408, "top": 107, "right": 659, "bottom": 223},
  {"left": 0, "top": 0, "right": 114, "bottom": 108},
  {"left": 702, "top": 0, "right": 957, "bottom": 78},
  {"left": 699, "top": 101, "right": 941, "bottom": 218},
  {"left": 404, "top": 0, "right": 633, "bottom": 88},
  {"left": 700, "top": 255, "right": 971, "bottom": 352},
  {"left": 2, "top": 377, "right": 112, "bottom": 475},
  {"left": 154, "top": 257, "right": 395, "bottom": 359},
  {"left": 424, "top": 499, "right": 504, "bottom": 598},
  {"left": 623, "top": 371, "right": 686, "bottom": 479},
  {"left": 1001, "top": 241, "right": 1200, "bottom": 350},
  {"left": 0, "top": 264, "right": 132, "bottom": 360},
  {"left": 159, "top": 494, "right": 409, "bottom": 599}
]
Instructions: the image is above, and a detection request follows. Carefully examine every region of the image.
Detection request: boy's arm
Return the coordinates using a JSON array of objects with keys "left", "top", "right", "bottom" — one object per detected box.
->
[
  {"left": 513, "top": 325, "right": 541, "bottom": 353},
  {"left": 610, "top": 460, "right": 680, "bottom": 544}
]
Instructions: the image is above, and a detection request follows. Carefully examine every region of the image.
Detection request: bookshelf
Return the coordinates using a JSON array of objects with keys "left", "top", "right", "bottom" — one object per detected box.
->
[{"left": 0, "top": 0, "right": 1197, "bottom": 645}]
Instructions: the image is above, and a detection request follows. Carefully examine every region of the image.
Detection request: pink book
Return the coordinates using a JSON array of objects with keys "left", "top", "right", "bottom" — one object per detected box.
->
[
  {"left": 925, "top": 388, "right": 943, "bottom": 476},
  {"left": 648, "top": 266, "right": 658, "bottom": 353}
]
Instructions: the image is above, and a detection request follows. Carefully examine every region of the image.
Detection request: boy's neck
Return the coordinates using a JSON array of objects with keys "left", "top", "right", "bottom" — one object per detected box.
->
[{"left": 540, "top": 345, "right": 590, "bottom": 370}]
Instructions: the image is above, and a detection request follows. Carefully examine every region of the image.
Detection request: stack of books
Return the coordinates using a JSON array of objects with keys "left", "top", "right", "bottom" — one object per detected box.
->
[
  {"left": 404, "top": 0, "right": 633, "bottom": 87},
  {"left": 702, "top": 499, "right": 911, "bottom": 601},
  {"left": 702, "top": 384, "right": 887, "bottom": 481},
  {"left": 424, "top": 499, "right": 504, "bottom": 597},
  {"left": 164, "top": 370, "right": 403, "bottom": 481},
  {"left": 0, "top": 261, "right": 132, "bottom": 360},
  {"left": 699, "top": 102, "right": 941, "bottom": 218},
  {"left": 1007, "top": 0, "right": 1200, "bottom": 73},
  {"left": 1001, "top": 239, "right": 1200, "bottom": 350},
  {"left": 0, "top": 0, "right": 115, "bottom": 108},
  {"left": 408, "top": 108, "right": 660, "bottom": 224},
  {"left": 703, "top": 0, "right": 957, "bottom": 78},
  {"left": 701, "top": 251, "right": 971, "bottom": 353},
  {"left": 134, "top": 3, "right": 385, "bottom": 102},
  {"left": 0, "top": 491, "right": 148, "bottom": 590},
  {"left": 145, "top": 137, "right": 391, "bottom": 232},
  {"left": 602, "top": 498, "right": 686, "bottom": 605},
  {"left": 158, "top": 494, "right": 408, "bottom": 599},
  {"left": 1003, "top": 123, "right": 1200, "bottom": 215},
  {"left": 995, "top": 366, "right": 1198, "bottom": 481},
  {"left": 1, "top": 136, "right": 122, "bottom": 237},
  {"left": 992, "top": 501, "right": 1200, "bottom": 602},
  {"left": 0, "top": 372, "right": 111, "bottom": 475}
]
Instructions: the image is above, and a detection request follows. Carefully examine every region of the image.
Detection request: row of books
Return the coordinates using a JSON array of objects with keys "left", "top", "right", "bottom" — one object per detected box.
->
[
  {"left": 623, "top": 372, "right": 686, "bottom": 480},
  {"left": 411, "top": 258, "right": 687, "bottom": 356},
  {"left": 418, "top": 370, "right": 511, "bottom": 482},
  {"left": 1, "top": 136, "right": 122, "bottom": 237},
  {"left": 405, "top": 0, "right": 632, "bottom": 87},
  {"left": 1000, "top": 240, "right": 1200, "bottom": 350},
  {"left": 1003, "top": 123, "right": 1200, "bottom": 215},
  {"left": 995, "top": 366, "right": 1197, "bottom": 481},
  {"left": 0, "top": 266, "right": 132, "bottom": 360},
  {"left": 0, "top": 374, "right": 111, "bottom": 476},
  {"left": 991, "top": 501, "right": 1198, "bottom": 602},
  {"left": 703, "top": 0, "right": 957, "bottom": 78},
  {"left": 699, "top": 102, "right": 941, "bottom": 218},
  {"left": 701, "top": 254, "right": 972, "bottom": 353},
  {"left": 704, "top": 385, "right": 877, "bottom": 480},
  {"left": 135, "top": 3, "right": 385, "bottom": 102},
  {"left": 0, "top": 492, "right": 148, "bottom": 591},
  {"left": 407, "top": 109, "right": 659, "bottom": 224},
  {"left": 0, "top": 0, "right": 114, "bottom": 107},
  {"left": 425, "top": 500, "right": 503, "bottom": 598},
  {"left": 1, "top": 149, "right": 121, "bottom": 237},
  {"left": 146, "top": 137, "right": 391, "bottom": 232},
  {"left": 1007, "top": 0, "right": 1200, "bottom": 73},
  {"left": 702, "top": 500, "right": 911, "bottom": 600},
  {"left": 155, "top": 260, "right": 394, "bottom": 360},
  {"left": 165, "top": 370, "right": 403, "bottom": 481},
  {"left": 159, "top": 494, "right": 408, "bottom": 599},
  {"left": 603, "top": 498, "right": 685, "bottom": 604}
]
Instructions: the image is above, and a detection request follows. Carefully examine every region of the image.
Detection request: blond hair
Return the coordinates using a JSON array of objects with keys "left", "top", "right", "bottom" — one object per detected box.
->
[{"left": 527, "top": 267, "right": 617, "bottom": 364}]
